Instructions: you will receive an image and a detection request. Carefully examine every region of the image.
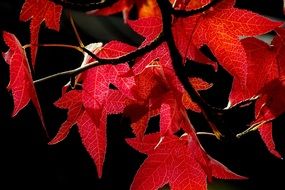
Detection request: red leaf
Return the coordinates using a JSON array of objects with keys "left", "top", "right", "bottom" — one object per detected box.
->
[
  {"left": 49, "top": 90, "right": 83, "bottom": 144},
  {"left": 82, "top": 41, "right": 136, "bottom": 111},
  {"left": 128, "top": 17, "right": 162, "bottom": 46},
  {"left": 130, "top": 135, "right": 207, "bottom": 190},
  {"left": 182, "top": 77, "right": 212, "bottom": 112},
  {"left": 191, "top": 1, "right": 282, "bottom": 89},
  {"left": 229, "top": 36, "right": 285, "bottom": 158},
  {"left": 77, "top": 110, "right": 107, "bottom": 178},
  {"left": 128, "top": 134, "right": 244, "bottom": 190},
  {"left": 82, "top": 63, "right": 135, "bottom": 111},
  {"left": 97, "top": 40, "right": 136, "bottom": 59},
  {"left": 126, "top": 132, "right": 161, "bottom": 154},
  {"left": 124, "top": 67, "right": 165, "bottom": 137},
  {"left": 172, "top": 16, "right": 217, "bottom": 69},
  {"left": 2, "top": 32, "right": 46, "bottom": 132},
  {"left": 51, "top": 42, "right": 136, "bottom": 178},
  {"left": 106, "top": 89, "right": 129, "bottom": 114},
  {"left": 20, "top": 0, "right": 62, "bottom": 66},
  {"left": 258, "top": 123, "right": 281, "bottom": 159},
  {"left": 50, "top": 90, "right": 108, "bottom": 178},
  {"left": 229, "top": 37, "right": 278, "bottom": 106}
]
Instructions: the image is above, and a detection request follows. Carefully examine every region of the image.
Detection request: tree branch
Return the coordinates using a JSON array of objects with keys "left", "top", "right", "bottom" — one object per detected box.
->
[
  {"left": 34, "top": 33, "right": 164, "bottom": 84},
  {"left": 81, "top": 33, "right": 164, "bottom": 65},
  {"left": 172, "top": 0, "right": 221, "bottom": 17},
  {"left": 50, "top": 0, "right": 118, "bottom": 11},
  {"left": 157, "top": 0, "right": 223, "bottom": 139}
]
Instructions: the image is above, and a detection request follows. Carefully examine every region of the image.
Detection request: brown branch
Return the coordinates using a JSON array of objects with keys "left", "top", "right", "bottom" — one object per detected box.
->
[
  {"left": 81, "top": 33, "right": 164, "bottom": 65},
  {"left": 157, "top": 0, "right": 223, "bottom": 139},
  {"left": 34, "top": 34, "right": 164, "bottom": 84}
]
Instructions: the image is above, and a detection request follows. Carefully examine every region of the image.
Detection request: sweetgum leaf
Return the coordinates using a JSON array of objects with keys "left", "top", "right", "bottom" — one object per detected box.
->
[
  {"left": 128, "top": 133, "right": 245, "bottom": 190},
  {"left": 192, "top": 0, "right": 282, "bottom": 89},
  {"left": 2, "top": 32, "right": 46, "bottom": 132},
  {"left": 50, "top": 89, "right": 107, "bottom": 178},
  {"left": 20, "top": 0, "right": 62, "bottom": 66}
]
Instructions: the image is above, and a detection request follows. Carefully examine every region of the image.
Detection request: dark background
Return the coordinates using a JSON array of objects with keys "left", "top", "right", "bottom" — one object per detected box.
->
[{"left": 0, "top": 0, "right": 285, "bottom": 189}]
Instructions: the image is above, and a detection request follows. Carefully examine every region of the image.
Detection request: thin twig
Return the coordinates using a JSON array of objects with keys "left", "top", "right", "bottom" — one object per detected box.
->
[
  {"left": 34, "top": 60, "right": 100, "bottom": 84},
  {"left": 196, "top": 132, "right": 216, "bottom": 137},
  {"left": 34, "top": 34, "right": 164, "bottom": 83},
  {"left": 81, "top": 33, "right": 164, "bottom": 65},
  {"left": 68, "top": 11, "right": 84, "bottom": 47},
  {"left": 23, "top": 43, "right": 83, "bottom": 52}
]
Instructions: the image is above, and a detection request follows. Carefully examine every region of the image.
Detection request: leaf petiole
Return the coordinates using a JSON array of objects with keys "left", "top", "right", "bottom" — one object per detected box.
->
[{"left": 236, "top": 120, "right": 272, "bottom": 138}]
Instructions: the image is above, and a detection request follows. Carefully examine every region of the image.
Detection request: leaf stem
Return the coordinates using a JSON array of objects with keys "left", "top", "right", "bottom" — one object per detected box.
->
[
  {"left": 196, "top": 132, "right": 216, "bottom": 137},
  {"left": 34, "top": 60, "right": 99, "bottom": 84},
  {"left": 23, "top": 43, "right": 83, "bottom": 52},
  {"left": 68, "top": 10, "right": 84, "bottom": 47},
  {"left": 236, "top": 120, "right": 271, "bottom": 138}
]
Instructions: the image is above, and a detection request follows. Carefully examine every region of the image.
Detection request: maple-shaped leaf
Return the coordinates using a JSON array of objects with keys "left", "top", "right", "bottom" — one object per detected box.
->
[
  {"left": 49, "top": 90, "right": 109, "bottom": 178},
  {"left": 77, "top": 109, "right": 107, "bottom": 179},
  {"left": 82, "top": 41, "right": 136, "bottom": 115},
  {"left": 124, "top": 64, "right": 201, "bottom": 138},
  {"left": 229, "top": 37, "right": 278, "bottom": 106},
  {"left": 172, "top": 15, "right": 217, "bottom": 69},
  {"left": 2, "top": 32, "right": 46, "bottom": 131},
  {"left": 191, "top": 0, "right": 282, "bottom": 89},
  {"left": 124, "top": 22, "right": 182, "bottom": 92},
  {"left": 89, "top": 0, "right": 160, "bottom": 21},
  {"left": 229, "top": 37, "right": 283, "bottom": 158},
  {"left": 49, "top": 90, "right": 83, "bottom": 144},
  {"left": 127, "top": 133, "right": 244, "bottom": 190},
  {"left": 50, "top": 40, "right": 136, "bottom": 177},
  {"left": 20, "top": 0, "right": 62, "bottom": 66},
  {"left": 128, "top": 16, "right": 217, "bottom": 80},
  {"left": 127, "top": 17, "right": 162, "bottom": 47}
]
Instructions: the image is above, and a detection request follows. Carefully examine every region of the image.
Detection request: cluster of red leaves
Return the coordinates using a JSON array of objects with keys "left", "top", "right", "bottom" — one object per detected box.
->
[{"left": 2, "top": 0, "right": 285, "bottom": 189}]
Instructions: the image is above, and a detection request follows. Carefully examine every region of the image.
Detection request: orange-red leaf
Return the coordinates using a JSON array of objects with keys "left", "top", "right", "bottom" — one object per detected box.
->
[
  {"left": 229, "top": 35, "right": 285, "bottom": 158},
  {"left": 172, "top": 15, "right": 217, "bottom": 69},
  {"left": 128, "top": 17, "right": 162, "bottom": 46},
  {"left": 20, "top": 0, "right": 62, "bottom": 66},
  {"left": 90, "top": 0, "right": 160, "bottom": 21},
  {"left": 192, "top": 1, "right": 282, "bottom": 89}
]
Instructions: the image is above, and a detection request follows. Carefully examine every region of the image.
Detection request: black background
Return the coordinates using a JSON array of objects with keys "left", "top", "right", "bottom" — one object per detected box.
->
[{"left": 0, "top": 0, "right": 285, "bottom": 189}]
